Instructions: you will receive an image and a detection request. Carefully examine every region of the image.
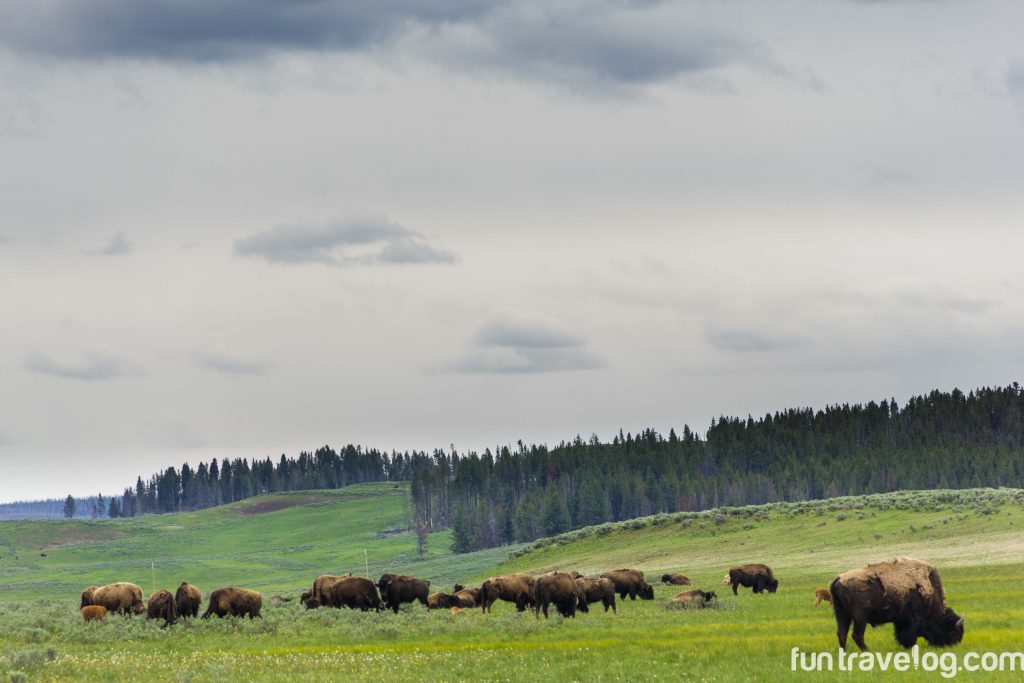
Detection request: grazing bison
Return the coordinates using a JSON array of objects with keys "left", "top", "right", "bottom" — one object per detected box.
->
[
  {"left": 481, "top": 573, "right": 536, "bottom": 613},
  {"left": 452, "top": 586, "right": 482, "bottom": 608},
  {"left": 201, "top": 587, "right": 263, "bottom": 619},
  {"left": 668, "top": 589, "right": 717, "bottom": 608},
  {"left": 81, "top": 582, "right": 144, "bottom": 615},
  {"left": 575, "top": 577, "right": 617, "bottom": 613},
  {"left": 377, "top": 573, "right": 430, "bottom": 613},
  {"left": 310, "top": 574, "right": 351, "bottom": 605},
  {"left": 147, "top": 589, "right": 178, "bottom": 626},
  {"left": 80, "top": 605, "right": 107, "bottom": 622},
  {"left": 600, "top": 569, "right": 655, "bottom": 601},
  {"left": 727, "top": 564, "right": 778, "bottom": 595},
  {"left": 175, "top": 582, "right": 201, "bottom": 618},
  {"left": 661, "top": 573, "right": 692, "bottom": 586},
  {"left": 321, "top": 576, "right": 382, "bottom": 611},
  {"left": 814, "top": 588, "right": 832, "bottom": 608},
  {"left": 830, "top": 558, "right": 964, "bottom": 652},
  {"left": 535, "top": 572, "right": 584, "bottom": 619},
  {"left": 428, "top": 592, "right": 459, "bottom": 609}
]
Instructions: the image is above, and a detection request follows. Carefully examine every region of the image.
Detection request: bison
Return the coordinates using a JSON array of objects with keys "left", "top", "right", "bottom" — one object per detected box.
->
[
  {"left": 481, "top": 573, "right": 536, "bottom": 613},
  {"left": 830, "top": 557, "right": 964, "bottom": 652},
  {"left": 600, "top": 569, "right": 655, "bottom": 601},
  {"left": 310, "top": 574, "right": 352, "bottom": 605},
  {"left": 661, "top": 573, "right": 692, "bottom": 586},
  {"left": 726, "top": 564, "right": 778, "bottom": 595},
  {"left": 428, "top": 592, "right": 460, "bottom": 609},
  {"left": 452, "top": 585, "right": 482, "bottom": 608},
  {"left": 814, "top": 588, "right": 832, "bottom": 608},
  {"left": 201, "top": 587, "right": 263, "bottom": 619},
  {"left": 575, "top": 577, "right": 616, "bottom": 613},
  {"left": 321, "top": 576, "right": 382, "bottom": 611},
  {"left": 147, "top": 589, "right": 178, "bottom": 626},
  {"left": 668, "top": 589, "right": 717, "bottom": 608},
  {"left": 535, "top": 572, "right": 584, "bottom": 619},
  {"left": 81, "top": 582, "right": 144, "bottom": 615},
  {"left": 377, "top": 573, "right": 430, "bottom": 613},
  {"left": 175, "top": 582, "right": 201, "bottom": 618},
  {"left": 80, "top": 605, "right": 107, "bottom": 622}
]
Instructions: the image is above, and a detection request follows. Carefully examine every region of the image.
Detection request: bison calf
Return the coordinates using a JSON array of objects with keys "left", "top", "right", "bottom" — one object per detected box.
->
[
  {"left": 81, "top": 605, "right": 107, "bottom": 622},
  {"left": 814, "top": 588, "right": 832, "bottom": 607},
  {"left": 661, "top": 573, "right": 692, "bottom": 586}
]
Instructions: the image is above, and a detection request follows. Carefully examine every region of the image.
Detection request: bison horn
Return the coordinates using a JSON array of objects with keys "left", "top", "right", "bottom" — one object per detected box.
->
[{"left": 956, "top": 617, "right": 964, "bottom": 628}]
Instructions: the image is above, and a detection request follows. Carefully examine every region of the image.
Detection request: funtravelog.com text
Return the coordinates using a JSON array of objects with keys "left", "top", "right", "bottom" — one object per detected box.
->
[{"left": 791, "top": 647, "right": 1024, "bottom": 678}]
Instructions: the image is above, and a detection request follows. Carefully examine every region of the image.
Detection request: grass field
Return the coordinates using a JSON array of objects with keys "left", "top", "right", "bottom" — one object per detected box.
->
[{"left": 2, "top": 485, "right": 1023, "bottom": 681}]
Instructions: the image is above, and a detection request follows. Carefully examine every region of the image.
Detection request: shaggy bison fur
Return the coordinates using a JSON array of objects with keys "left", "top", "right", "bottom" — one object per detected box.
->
[
  {"left": 480, "top": 573, "right": 536, "bottom": 613},
  {"left": 81, "top": 582, "right": 144, "bottom": 615},
  {"left": 147, "top": 589, "right": 178, "bottom": 626},
  {"left": 815, "top": 588, "right": 832, "bottom": 607},
  {"left": 175, "top": 582, "right": 202, "bottom": 618},
  {"left": 575, "top": 577, "right": 617, "bottom": 613},
  {"left": 201, "top": 587, "right": 263, "bottom": 619},
  {"left": 600, "top": 569, "right": 655, "bottom": 601},
  {"left": 830, "top": 558, "right": 964, "bottom": 652},
  {"left": 452, "top": 586, "right": 482, "bottom": 608},
  {"left": 727, "top": 564, "right": 779, "bottom": 595}
]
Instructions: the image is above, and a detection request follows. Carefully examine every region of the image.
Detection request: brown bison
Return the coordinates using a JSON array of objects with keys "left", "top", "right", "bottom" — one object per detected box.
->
[
  {"left": 575, "top": 577, "right": 616, "bottom": 613},
  {"left": 727, "top": 564, "right": 778, "bottom": 595},
  {"left": 452, "top": 585, "right": 482, "bottom": 608},
  {"left": 81, "top": 582, "right": 144, "bottom": 615},
  {"left": 201, "top": 587, "right": 263, "bottom": 619},
  {"left": 668, "top": 589, "right": 717, "bottom": 608},
  {"left": 428, "top": 592, "right": 460, "bottom": 609},
  {"left": 661, "top": 573, "right": 692, "bottom": 586},
  {"left": 310, "top": 574, "right": 351, "bottom": 605},
  {"left": 830, "top": 558, "right": 964, "bottom": 651},
  {"left": 600, "top": 569, "right": 655, "bottom": 601},
  {"left": 377, "top": 573, "right": 430, "bottom": 613},
  {"left": 814, "top": 588, "right": 832, "bottom": 608},
  {"left": 175, "top": 582, "right": 202, "bottom": 618},
  {"left": 320, "top": 576, "right": 382, "bottom": 611},
  {"left": 80, "top": 605, "right": 107, "bottom": 622},
  {"left": 480, "top": 573, "right": 536, "bottom": 613},
  {"left": 147, "top": 589, "right": 178, "bottom": 626},
  {"left": 535, "top": 572, "right": 584, "bottom": 619}
]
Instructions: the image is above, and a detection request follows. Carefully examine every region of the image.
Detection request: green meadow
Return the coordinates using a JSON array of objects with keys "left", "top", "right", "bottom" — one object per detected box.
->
[{"left": 2, "top": 484, "right": 1023, "bottom": 681}]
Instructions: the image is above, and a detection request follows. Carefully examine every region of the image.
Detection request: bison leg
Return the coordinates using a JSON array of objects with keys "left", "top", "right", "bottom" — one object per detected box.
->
[
  {"left": 835, "top": 610, "right": 852, "bottom": 651},
  {"left": 732, "top": 583, "right": 739, "bottom": 596},
  {"left": 894, "top": 619, "right": 919, "bottom": 649},
  {"left": 851, "top": 621, "right": 869, "bottom": 652}
]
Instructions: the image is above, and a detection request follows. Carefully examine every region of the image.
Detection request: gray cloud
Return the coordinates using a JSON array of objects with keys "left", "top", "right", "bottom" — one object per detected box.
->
[
  {"left": 0, "top": 0, "right": 494, "bottom": 62},
  {"left": 707, "top": 329, "right": 808, "bottom": 353},
  {"left": 90, "top": 231, "right": 134, "bottom": 256},
  {"left": 192, "top": 352, "right": 271, "bottom": 376},
  {"left": 26, "top": 351, "right": 142, "bottom": 381},
  {"left": 1008, "top": 58, "right": 1024, "bottom": 95},
  {"left": 450, "top": 315, "right": 604, "bottom": 373},
  {"left": 234, "top": 216, "right": 456, "bottom": 266}
]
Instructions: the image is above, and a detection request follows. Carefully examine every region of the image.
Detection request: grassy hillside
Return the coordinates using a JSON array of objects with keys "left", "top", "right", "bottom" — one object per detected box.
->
[
  {"left": 0, "top": 483, "right": 516, "bottom": 601},
  {"left": 2, "top": 487, "right": 1023, "bottom": 681}
]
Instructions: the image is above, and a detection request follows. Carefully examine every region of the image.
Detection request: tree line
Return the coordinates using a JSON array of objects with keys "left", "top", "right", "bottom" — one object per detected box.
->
[{"left": 48, "top": 384, "right": 1024, "bottom": 556}]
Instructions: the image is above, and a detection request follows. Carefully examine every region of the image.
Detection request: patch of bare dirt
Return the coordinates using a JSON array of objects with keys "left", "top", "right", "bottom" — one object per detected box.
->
[{"left": 233, "top": 495, "right": 336, "bottom": 515}]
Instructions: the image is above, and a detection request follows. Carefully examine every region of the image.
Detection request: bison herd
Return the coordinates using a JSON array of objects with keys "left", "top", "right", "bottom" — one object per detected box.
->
[{"left": 77, "top": 556, "right": 964, "bottom": 652}]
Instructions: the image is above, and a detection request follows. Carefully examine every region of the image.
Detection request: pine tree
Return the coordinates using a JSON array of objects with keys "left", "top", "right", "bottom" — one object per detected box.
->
[
  {"left": 540, "top": 484, "right": 570, "bottom": 537},
  {"left": 450, "top": 506, "right": 474, "bottom": 553},
  {"left": 108, "top": 497, "right": 121, "bottom": 518},
  {"left": 63, "top": 495, "right": 76, "bottom": 519}
]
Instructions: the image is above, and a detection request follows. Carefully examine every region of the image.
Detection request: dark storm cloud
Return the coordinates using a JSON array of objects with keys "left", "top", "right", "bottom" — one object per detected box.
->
[
  {"left": 25, "top": 351, "right": 142, "bottom": 381},
  {"left": 192, "top": 352, "right": 270, "bottom": 376},
  {"left": 0, "top": 0, "right": 494, "bottom": 62},
  {"left": 90, "top": 231, "right": 134, "bottom": 256},
  {"left": 450, "top": 316, "right": 604, "bottom": 374},
  {"left": 234, "top": 217, "right": 456, "bottom": 266},
  {"left": 0, "top": 1, "right": 762, "bottom": 90}
]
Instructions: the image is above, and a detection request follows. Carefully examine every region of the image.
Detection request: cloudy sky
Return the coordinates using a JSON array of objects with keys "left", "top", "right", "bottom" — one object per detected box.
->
[{"left": 1, "top": 0, "right": 1022, "bottom": 502}]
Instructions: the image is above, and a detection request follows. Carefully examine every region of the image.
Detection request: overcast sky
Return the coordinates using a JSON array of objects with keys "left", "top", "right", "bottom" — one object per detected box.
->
[{"left": 1, "top": 0, "right": 1023, "bottom": 502}]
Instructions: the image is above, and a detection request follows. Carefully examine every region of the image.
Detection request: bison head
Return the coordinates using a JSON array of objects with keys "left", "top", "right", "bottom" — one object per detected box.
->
[
  {"left": 639, "top": 582, "right": 655, "bottom": 600},
  {"left": 303, "top": 597, "right": 321, "bottom": 610},
  {"left": 661, "top": 574, "right": 672, "bottom": 584},
  {"left": 922, "top": 608, "right": 965, "bottom": 647},
  {"left": 453, "top": 584, "right": 465, "bottom": 592},
  {"left": 767, "top": 578, "right": 779, "bottom": 593},
  {"left": 704, "top": 591, "right": 718, "bottom": 603}
]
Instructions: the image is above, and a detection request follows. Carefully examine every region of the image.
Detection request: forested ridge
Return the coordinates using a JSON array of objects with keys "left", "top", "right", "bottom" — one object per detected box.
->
[{"left": 36, "top": 384, "right": 1024, "bottom": 553}]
